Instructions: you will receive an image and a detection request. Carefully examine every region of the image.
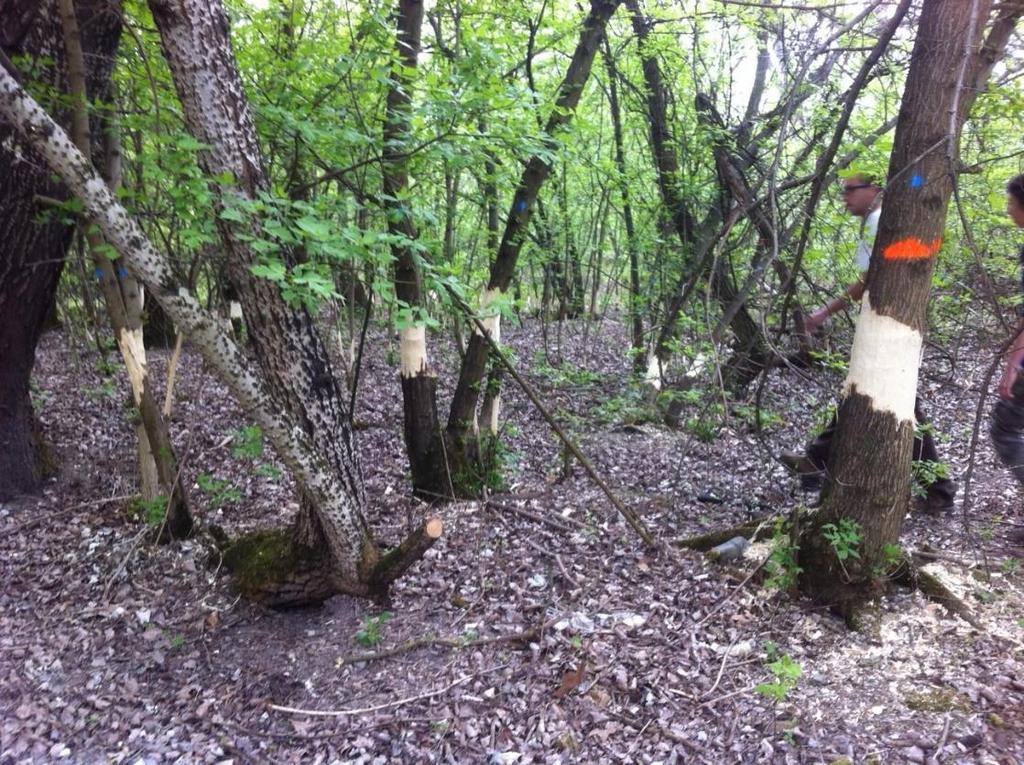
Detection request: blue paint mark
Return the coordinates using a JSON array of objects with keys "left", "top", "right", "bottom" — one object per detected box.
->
[
  {"left": 910, "top": 174, "right": 924, "bottom": 189},
  {"left": 94, "top": 267, "right": 104, "bottom": 280},
  {"left": 516, "top": 199, "right": 528, "bottom": 213},
  {"left": 116, "top": 267, "right": 129, "bottom": 279}
]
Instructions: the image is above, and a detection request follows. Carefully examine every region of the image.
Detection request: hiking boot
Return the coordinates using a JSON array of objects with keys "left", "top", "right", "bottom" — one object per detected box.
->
[
  {"left": 913, "top": 493, "right": 955, "bottom": 515},
  {"left": 779, "top": 450, "right": 824, "bottom": 492}
]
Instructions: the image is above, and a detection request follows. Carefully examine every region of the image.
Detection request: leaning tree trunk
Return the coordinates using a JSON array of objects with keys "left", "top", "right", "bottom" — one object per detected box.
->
[
  {"left": 0, "top": 0, "right": 122, "bottom": 501},
  {"left": 445, "top": 0, "right": 621, "bottom": 493},
  {"left": 626, "top": 0, "right": 770, "bottom": 393},
  {"left": 799, "top": 0, "right": 994, "bottom": 618},
  {"left": 57, "top": 0, "right": 192, "bottom": 538},
  {"left": 382, "top": 0, "right": 450, "bottom": 501}
]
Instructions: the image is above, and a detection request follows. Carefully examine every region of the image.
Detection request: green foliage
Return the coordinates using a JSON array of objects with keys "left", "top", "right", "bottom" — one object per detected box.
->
[
  {"left": 196, "top": 473, "right": 241, "bottom": 510},
  {"left": 820, "top": 519, "right": 862, "bottom": 562},
  {"left": 764, "top": 518, "right": 802, "bottom": 591},
  {"left": 595, "top": 386, "right": 660, "bottom": 426},
  {"left": 130, "top": 495, "right": 168, "bottom": 527},
  {"left": 733, "top": 404, "right": 784, "bottom": 431},
  {"left": 755, "top": 655, "right": 802, "bottom": 702},
  {"left": 532, "top": 356, "right": 603, "bottom": 387},
  {"left": 685, "top": 416, "right": 719, "bottom": 442},
  {"left": 354, "top": 612, "right": 392, "bottom": 647},
  {"left": 911, "top": 460, "right": 949, "bottom": 498},
  {"left": 232, "top": 425, "right": 264, "bottom": 460}
]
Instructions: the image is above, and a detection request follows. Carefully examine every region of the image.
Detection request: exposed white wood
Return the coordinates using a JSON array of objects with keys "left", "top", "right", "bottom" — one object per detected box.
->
[
  {"left": 399, "top": 325, "right": 428, "bottom": 377},
  {"left": 842, "top": 292, "right": 920, "bottom": 422}
]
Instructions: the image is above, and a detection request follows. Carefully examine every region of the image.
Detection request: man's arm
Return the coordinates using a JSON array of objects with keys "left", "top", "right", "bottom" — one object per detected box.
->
[
  {"left": 804, "top": 272, "right": 867, "bottom": 330},
  {"left": 999, "top": 317, "right": 1024, "bottom": 400}
]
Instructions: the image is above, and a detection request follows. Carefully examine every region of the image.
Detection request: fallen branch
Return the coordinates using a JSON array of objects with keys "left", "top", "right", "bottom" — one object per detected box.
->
[
  {"left": 485, "top": 499, "right": 591, "bottom": 534},
  {"left": 335, "top": 619, "right": 555, "bottom": 666},
  {"left": 675, "top": 517, "right": 775, "bottom": 552},
  {"left": 269, "top": 663, "right": 508, "bottom": 717}
]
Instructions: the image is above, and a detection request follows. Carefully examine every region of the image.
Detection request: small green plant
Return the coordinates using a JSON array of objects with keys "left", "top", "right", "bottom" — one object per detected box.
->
[
  {"left": 595, "top": 385, "right": 659, "bottom": 426},
  {"left": 1000, "top": 558, "right": 1021, "bottom": 576},
  {"left": 808, "top": 349, "right": 849, "bottom": 374},
  {"left": 755, "top": 654, "right": 802, "bottom": 701},
  {"left": 232, "top": 425, "right": 264, "bottom": 459},
  {"left": 135, "top": 495, "right": 168, "bottom": 527},
  {"left": 354, "top": 611, "right": 392, "bottom": 647},
  {"left": 733, "top": 404, "right": 784, "bottom": 431},
  {"left": 196, "top": 473, "right": 241, "bottom": 510},
  {"left": 764, "top": 519, "right": 802, "bottom": 591},
  {"left": 686, "top": 416, "right": 719, "bottom": 442},
  {"left": 911, "top": 460, "right": 949, "bottom": 498},
  {"left": 86, "top": 380, "right": 118, "bottom": 401},
  {"left": 821, "top": 519, "right": 862, "bottom": 562},
  {"left": 533, "top": 359, "right": 603, "bottom": 387}
]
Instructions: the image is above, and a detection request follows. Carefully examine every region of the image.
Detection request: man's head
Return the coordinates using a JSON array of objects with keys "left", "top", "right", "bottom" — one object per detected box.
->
[
  {"left": 841, "top": 174, "right": 882, "bottom": 219},
  {"left": 1007, "top": 174, "right": 1024, "bottom": 229}
]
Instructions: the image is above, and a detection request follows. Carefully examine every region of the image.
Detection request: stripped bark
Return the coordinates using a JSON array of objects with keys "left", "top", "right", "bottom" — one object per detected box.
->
[
  {"left": 799, "top": 0, "right": 997, "bottom": 615},
  {"left": 57, "top": 0, "right": 192, "bottom": 538},
  {"left": 445, "top": 0, "right": 621, "bottom": 488},
  {"left": 381, "top": 0, "right": 449, "bottom": 500}
]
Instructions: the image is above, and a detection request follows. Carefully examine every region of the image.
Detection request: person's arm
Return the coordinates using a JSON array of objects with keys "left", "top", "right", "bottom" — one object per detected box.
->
[
  {"left": 999, "top": 317, "right": 1024, "bottom": 400},
  {"left": 805, "top": 272, "right": 866, "bottom": 330}
]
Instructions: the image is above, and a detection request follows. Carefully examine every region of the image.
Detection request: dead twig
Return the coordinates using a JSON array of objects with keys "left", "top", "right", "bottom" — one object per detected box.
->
[
  {"left": 335, "top": 620, "right": 555, "bottom": 666},
  {"left": 269, "top": 663, "right": 508, "bottom": 717}
]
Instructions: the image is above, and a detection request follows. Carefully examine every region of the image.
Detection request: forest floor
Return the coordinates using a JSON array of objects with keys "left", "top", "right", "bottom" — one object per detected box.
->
[{"left": 3, "top": 313, "right": 1024, "bottom": 764}]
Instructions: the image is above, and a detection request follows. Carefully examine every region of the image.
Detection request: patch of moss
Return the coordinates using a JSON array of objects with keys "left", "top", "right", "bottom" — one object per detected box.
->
[
  {"left": 222, "top": 529, "right": 321, "bottom": 599},
  {"left": 904, "top": 688, "right": 971, "bottom": 713}
]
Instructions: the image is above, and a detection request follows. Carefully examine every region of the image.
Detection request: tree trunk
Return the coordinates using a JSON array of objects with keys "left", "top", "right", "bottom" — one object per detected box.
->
[
  {"left": 57, "top": 0, "right": 192, "bottom": 538},
  {"left": 601, "top": 38, "right": 645, "bottom": 375},
  {"left": 0, "top": 0, "right": 121, "bottom": 500},
  {"left": 799, "top": 0, "right": 994, "bottom": 617},
  {"left": 382, "top": 0, "right": 450, "bottom": 501},
  {"left": 445, "top": 0, "right": 621, "bottom": 491}
]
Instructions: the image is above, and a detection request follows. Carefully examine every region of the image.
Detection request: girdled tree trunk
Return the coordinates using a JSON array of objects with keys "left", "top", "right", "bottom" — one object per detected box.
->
[
  {"left": 445, "top": 0, "right": 621, "bottom": 493},
  {"left": 382, "top": 0, "right": 449, "bottom": 501},
  {"left": 0, "top": 0, "right": 121, "bottom": 500},
  {"left": 57, "top": 0, "right": 192, "bottom": 538},
  {"left": 799, "top": 0, "right": 995, "bottom": 618}
]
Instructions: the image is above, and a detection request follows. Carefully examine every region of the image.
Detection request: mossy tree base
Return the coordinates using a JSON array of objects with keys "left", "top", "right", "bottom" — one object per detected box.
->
[
  {"left": 220, "top": 518, "right": 444, "bottom": 609},
  {"left": 442, "top": 430, "right": 505, "bottom": 500}
]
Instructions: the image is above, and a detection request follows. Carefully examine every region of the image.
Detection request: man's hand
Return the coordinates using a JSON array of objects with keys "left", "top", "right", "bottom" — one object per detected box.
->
[
  {"left": 804, "top": 306, "right": 830, "bottom": 333},
  {"left": 999, "top": 350, "right": 1024, "bottom": 400}
]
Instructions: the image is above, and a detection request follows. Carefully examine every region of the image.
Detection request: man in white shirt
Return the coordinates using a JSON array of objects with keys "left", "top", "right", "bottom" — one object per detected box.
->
[{"left": 781, "top": 175, "right": 955, "bottom": 513}]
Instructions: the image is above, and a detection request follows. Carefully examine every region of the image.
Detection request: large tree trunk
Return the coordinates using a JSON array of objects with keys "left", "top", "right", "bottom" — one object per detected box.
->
[
  {"left": 382, "top": 0, "right": 450, "bottom": 501},
  {"left": 0, "top": 0, "right": 122, "bottom": 501},
  {"left": 799, "top": 0, "right": 995, "bottom": 618},
  {"left": 445, "top": 0, "right": 621, "bottom": 491}
]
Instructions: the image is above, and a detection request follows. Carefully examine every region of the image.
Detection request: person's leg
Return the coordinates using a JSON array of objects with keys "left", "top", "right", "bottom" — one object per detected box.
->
[
  {"left": 913, "top": 398, "right": 956, "bottom": 509},
  {"left": 991, "top": 373, "right": 1024, "bottom": 486},
  {"left": 780, "top": 413, "right": 833, "bottom": 491},
  {"left": 805, "top": 413, "right": 835, "bottom": 472}
]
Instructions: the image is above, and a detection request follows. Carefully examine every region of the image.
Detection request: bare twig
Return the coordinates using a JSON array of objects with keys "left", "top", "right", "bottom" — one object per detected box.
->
[
  {"left": 269, "top": 663, "right": 508, "bottom": 717},
  {"left": 4, "top": 493, "right": 134, "bottom": 534}
]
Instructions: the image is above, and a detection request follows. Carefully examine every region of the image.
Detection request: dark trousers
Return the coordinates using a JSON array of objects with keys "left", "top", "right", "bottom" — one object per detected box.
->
[
  {"left": 992, "top": 374, "right": 1024, "bottom": 486},
  {"left": 805, "top": 398, "right": 956, "bottom": 502}
]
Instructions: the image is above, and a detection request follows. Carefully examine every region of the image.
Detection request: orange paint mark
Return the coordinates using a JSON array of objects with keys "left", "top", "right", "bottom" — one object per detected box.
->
[{"left": 882, "top": 237, "right": 942, "bottom": 261}]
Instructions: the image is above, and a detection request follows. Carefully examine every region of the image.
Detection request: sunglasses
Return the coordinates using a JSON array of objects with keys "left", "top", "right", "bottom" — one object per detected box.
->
[{"left": 841, "top": 184, "right": 873, "bottom": 193}]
